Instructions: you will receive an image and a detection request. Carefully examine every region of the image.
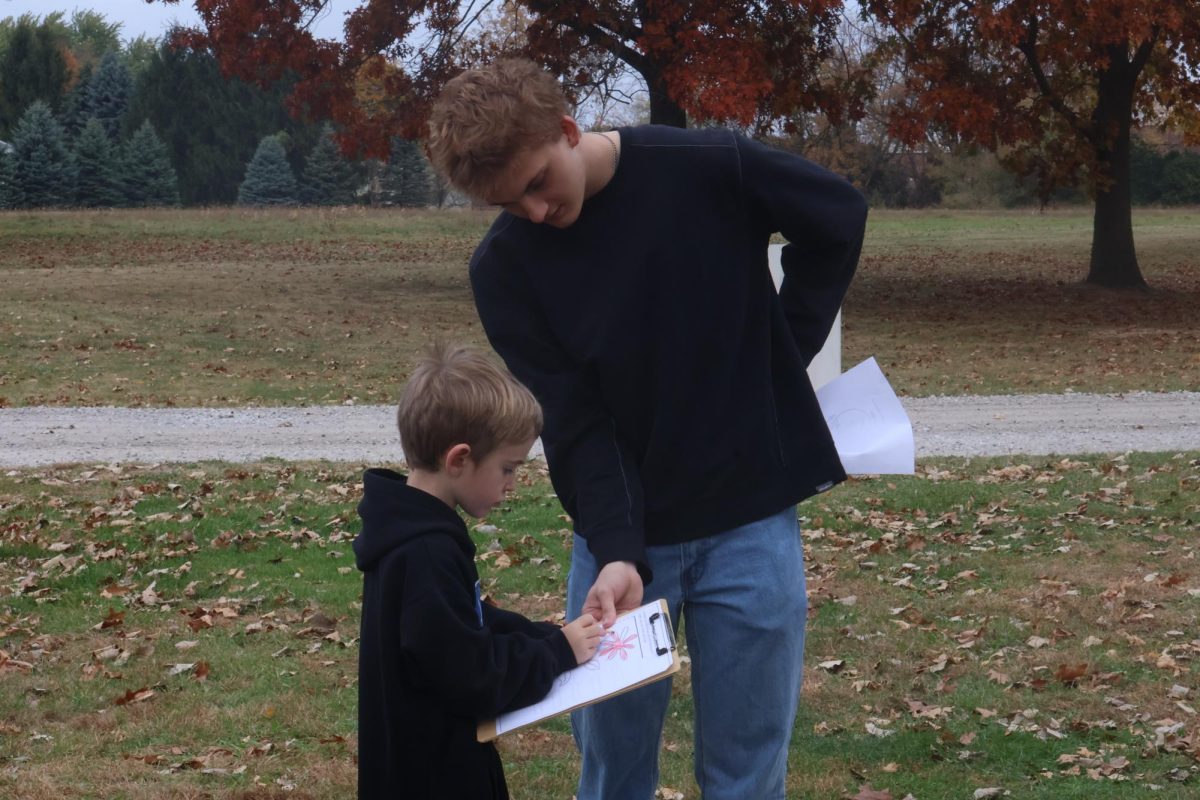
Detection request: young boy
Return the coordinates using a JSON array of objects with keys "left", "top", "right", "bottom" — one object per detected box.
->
[
  {"left": 427, "top": 59, "right": 867, "bottom": 799},
  {"left": 354, "top": 342, "right": 603, "bottom": 799}
]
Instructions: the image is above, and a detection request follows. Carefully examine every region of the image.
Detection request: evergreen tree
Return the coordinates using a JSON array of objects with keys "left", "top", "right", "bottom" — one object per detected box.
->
[
  {"left": 10, "top": 100, "right": 74, "bottom": 207},
  {"left": 123, "top": 35, "right": 159, "bottom": 80},
  {"left": 238, "top": 134, "right": 298, "bottom": 205},
  {"left": 124, "top": 44, "right": 321, "bottom": 205},
  {"left": 86, "top": 51, "right": 133, "bottom": 139},
  {"left": 0, "top": 19, "right": 71, "bottom": 139},
  {"left": 121, "top": 120, "right": 180, "bottom": 207},
  {"left": 58, "top": 62, "right": 95, "bottom": 140},
  {"left": 73, "top": 117, "right": 123, "bottom": 206},
  {"left": 380, "top": 138, "right": 433, "bottom": 207},
  {"left": 301, "top": 123, "right": 358, "bottom": 205},
  {"left": 0, "top": 144, "right": 16, "bottom": 209}
]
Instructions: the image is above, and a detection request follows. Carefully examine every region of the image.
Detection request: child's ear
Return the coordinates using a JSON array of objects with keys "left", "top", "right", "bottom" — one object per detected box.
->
[
  {"left": 443, "top": 443, "right": 473, "bottom": 476},
  {"left": 561, "top": 114, "right": 581, "bottom": 147}
]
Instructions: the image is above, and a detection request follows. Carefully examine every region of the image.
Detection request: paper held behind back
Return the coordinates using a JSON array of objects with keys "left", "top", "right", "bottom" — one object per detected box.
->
[{"left": 816, "top": 357, "right": 915, "bottom": 475}]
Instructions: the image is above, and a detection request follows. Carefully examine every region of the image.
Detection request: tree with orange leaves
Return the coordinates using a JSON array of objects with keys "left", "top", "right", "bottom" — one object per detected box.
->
[
  {"left": 863, "top": 0, "right": 1200, "bottom": 289},
  {"left": 154, "top": 1, "right": 859, "bottom": 157}
]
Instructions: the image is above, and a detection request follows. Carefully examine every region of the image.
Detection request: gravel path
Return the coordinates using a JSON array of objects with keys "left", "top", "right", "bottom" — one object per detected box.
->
[{"left": 3, "top": 392, "right": 1199, "bottom": 468}]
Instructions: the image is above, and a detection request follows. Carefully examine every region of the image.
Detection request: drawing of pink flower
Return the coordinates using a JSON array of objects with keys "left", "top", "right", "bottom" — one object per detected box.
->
[{"left": 597, "top": 628, "right": 638, "bottom": 660}]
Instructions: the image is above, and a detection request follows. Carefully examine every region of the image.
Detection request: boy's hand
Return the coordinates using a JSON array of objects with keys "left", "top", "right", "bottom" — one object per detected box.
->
[
  {"left": 583, "top": 561, "right": 643, "bottom": 628},
  {"left": 563, "top": 613, "right": 603, "bottom": 664}
]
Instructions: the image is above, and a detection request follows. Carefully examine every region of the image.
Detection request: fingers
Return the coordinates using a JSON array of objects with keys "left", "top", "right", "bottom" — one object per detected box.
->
[
  {"left": 566, "top": 613, "right": 603, "bottom": 663},
  {"left": 582, "top": 587, "right": 616, "bottom": 628},
  {"left": 597, "top": 590, "right": 618, "bottom": 628},
  {"left": 578, "top": 613, "right": 602, "bottom": 639}
]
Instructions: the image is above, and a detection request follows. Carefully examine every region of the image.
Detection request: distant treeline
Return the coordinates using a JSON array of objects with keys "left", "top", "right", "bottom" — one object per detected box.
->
[
  {"left": 2, "top": 10, "right": 1197, "bottom": 211},
  {"left": 0, "top": 12, "right": 440, "bottom": 209}
]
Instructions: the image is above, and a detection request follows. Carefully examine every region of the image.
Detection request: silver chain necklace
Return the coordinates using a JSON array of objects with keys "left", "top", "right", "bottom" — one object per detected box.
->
[{"left": 598, "top": 132, "right": 620, "bottom": 176}]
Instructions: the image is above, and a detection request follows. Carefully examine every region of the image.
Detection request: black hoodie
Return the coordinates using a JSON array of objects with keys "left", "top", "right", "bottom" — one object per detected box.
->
[{"left": 354, "top": 468, "right": 577, "bottom": 800}]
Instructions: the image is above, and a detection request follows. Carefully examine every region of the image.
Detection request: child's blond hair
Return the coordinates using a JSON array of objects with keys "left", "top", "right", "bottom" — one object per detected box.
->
[
  {"left": 426, "top": 58, "right": 569, "bottom": 199},
  {"left": 397, "top": 342, "right": 542, "bottom": 471}
]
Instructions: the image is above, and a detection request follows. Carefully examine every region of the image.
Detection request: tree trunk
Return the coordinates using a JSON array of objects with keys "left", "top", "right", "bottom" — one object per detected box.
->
[
  {"left": 1086, "top": 59, "right": 1147, "bottom": 289},
  {"left": 1088, "top": 172, "right": 1145, "bottom": 289},
  {"left": 644, "top": 66, "right": 687, "bottom": 127}
]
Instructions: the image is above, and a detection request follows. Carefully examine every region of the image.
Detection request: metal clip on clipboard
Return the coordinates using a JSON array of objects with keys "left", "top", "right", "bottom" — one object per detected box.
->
[{"left": 648, "top": 610, "right": 676, "bottom": 657}]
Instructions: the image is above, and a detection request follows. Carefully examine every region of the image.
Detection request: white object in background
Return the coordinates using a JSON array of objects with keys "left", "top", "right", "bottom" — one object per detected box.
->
[
  {"left": 768, "top": 243, "right": 841, "bottom": 389},
  {"left": 816, "top": 357, "right": 915, "bottom": 475}
]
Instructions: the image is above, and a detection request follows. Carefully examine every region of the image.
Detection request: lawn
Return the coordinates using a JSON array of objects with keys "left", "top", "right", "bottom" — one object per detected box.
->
[
  {"left": 1, "top": 206, "right": 1198, "bottom": 798},
  {"left": 2, "top": 455, "right": 1198, "bottom": 798},
  {"left": 0, "top": 206, "right": 1197, "bottom": 407}
]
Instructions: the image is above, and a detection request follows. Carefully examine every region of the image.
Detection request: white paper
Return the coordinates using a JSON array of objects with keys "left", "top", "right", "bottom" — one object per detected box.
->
[
  {"left": 493, "top": 600, "right": 676, "bottom": 736},
  {"left": 816, "top": 357, "right": 915, "bottom": 475}
]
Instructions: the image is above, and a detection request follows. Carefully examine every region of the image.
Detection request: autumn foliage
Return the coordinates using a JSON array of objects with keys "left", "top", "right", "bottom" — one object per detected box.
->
[
  {"left": 864, "top": 0, "right": 1200, "bottom": 288},
  {"left": 157, "top": 0, "right": 858, "bottom": 158}
]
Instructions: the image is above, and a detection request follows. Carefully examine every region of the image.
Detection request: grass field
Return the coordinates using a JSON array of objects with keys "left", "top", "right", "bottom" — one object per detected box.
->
[
  {"left": 1, "top": 206, "right": 1198, "bottom": 798},
  {"left": 2, "top": 454, "right": 1199, "bottom": 798},
  {"left": 1, "top": 206, "right": 1197, "bottom": 407}
]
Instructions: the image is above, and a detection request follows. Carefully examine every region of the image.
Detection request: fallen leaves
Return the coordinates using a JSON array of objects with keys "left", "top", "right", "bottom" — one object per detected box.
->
[
  {"left": 95, "top": 608, "right": 125, "bottom": 630},
  {"left": 1053, "top": 662, "right": 1089, "bottom": 685},
  {"left": 0, "top": 648, "right": 34, "bottom": 673},
  {"left": 114, "top": 687, "right": 155, "bottom": 706}
]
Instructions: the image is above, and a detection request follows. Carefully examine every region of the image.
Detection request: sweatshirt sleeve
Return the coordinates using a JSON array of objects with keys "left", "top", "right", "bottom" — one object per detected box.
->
[
  {"left": 398, "top": 536, "right": 577, "bottom": 718},
  {"left": 482, "top": 603, "right": 561, "bottom": 639},
  {"left": 736, "top": 135, "right": 868, "bottom": 365},
  {"left": 471, "top": 233, "right": 652, "bottom": 583}
]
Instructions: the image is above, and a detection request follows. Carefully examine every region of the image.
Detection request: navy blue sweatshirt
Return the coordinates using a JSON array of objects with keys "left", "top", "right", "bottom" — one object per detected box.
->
[
  {"left": 470, "top": 125, "right": 867, "bottom": 579},
  {"left": 354, "top": 468, "right": 577, "bottom": 799}
]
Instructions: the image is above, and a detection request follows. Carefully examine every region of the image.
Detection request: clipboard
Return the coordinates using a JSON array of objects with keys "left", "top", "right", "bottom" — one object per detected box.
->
[{"left": 478, "top": 598, "right": 680, "bottom": 742}]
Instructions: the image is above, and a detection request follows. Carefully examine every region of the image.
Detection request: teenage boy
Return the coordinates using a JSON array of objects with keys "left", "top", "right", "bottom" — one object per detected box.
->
[
  {"left": 427, "top": 58, "right": 868, "bottom": 799},
  {"left": 354, "top": 342, "right": 603, "bottom": 799}
]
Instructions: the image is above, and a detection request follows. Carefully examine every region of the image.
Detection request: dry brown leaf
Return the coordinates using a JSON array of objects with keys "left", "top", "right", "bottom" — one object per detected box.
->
[
  {"left": 114, "top": 687, "right": 155, "bottom": 706},
  {"left": 1055, "top": 663, "right": 1089, "bottom": 685},
  {"left": 95, "top": 608, "right": 125, "bottom": 630}
]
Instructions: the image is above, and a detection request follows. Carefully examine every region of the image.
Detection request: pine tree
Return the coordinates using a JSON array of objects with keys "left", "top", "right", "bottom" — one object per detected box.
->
[
  {"left": 380, "top": 138, "right": 433, "bottom": 207},
  {"left": 121, "top": 120, "right": 179, "bottom": 206},
  {"left": 238, "top": 134, "right": 299, "bottom": 205},
  {"left": 10, "top": 100, "right": 74, "bottom": 207},
  {"left": 0, "top": 19, "right": 70, "bottom": 139},
  {"left": 301, "top": 123, "right": 358, "bottom": 205},
  {"left": 72, "top": 117, "right": 123, "bottom": 206},
  {"left": 58, "top": 62, "right": 95, "bottom": 139},
  {"left": 86, "top": 51, "right": 133, "bottom": 139},
  {"left": 0, "top": 144, "right": 16, "bottom": 209},
  {"left": 125, "top": 45, "right": 322, "bottom": 205}
]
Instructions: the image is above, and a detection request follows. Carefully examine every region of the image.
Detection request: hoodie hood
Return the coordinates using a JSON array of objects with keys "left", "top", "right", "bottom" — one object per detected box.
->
[{"left": 353, "top": 468, "right": 474, "bottom": 571}]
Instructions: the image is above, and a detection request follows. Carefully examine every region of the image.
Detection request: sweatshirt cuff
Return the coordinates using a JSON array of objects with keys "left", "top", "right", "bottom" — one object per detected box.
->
[
  {"left": 585, "top": 528, "right": 653, "bottom": 586},
  {"left": 549, "top": 629, "right": 577, "bottom": 673}
]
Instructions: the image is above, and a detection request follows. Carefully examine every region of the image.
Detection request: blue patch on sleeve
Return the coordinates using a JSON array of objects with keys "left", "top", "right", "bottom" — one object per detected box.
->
[{"left": 474, "top": 580, "right": 484, "bottom": 627}]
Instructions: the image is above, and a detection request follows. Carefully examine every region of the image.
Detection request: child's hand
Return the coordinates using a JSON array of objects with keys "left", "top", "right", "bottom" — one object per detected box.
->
[{"left": 563, "top": 613, "right": 603, "bottom": 665}]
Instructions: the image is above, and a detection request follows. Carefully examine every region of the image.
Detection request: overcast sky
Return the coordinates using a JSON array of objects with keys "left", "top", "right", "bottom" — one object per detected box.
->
[{"left": 0, "top": 0, "right": 354, "bottom": 43}]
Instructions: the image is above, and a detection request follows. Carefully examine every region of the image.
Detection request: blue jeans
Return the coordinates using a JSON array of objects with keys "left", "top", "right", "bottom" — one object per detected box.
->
[{"left": 567, "top": 506, "right": 807, "bottom": 800}]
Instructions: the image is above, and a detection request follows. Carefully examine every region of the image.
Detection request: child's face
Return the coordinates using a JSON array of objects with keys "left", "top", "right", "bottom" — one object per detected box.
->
[
  {"left": 453, "top": 438, "right": 535, "bottom": 518},
  {"left": 485, "top": 119, "right": 587, "bottom": 228}
]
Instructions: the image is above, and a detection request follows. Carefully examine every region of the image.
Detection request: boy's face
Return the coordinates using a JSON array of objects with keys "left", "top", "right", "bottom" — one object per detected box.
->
[
  {"left": 485, "top": 116, "right": 587, "bottom": 229},
  {"left": 453, "top": 438, "right": 535, "bottom": 519}
]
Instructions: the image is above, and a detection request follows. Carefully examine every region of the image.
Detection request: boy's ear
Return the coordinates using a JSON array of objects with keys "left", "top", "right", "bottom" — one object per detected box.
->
[
  {"left": 443, "top": 443, "right": 473, "bottom": 476},
  {"left": 561, "top": 114, "right": 581, "bottom": 147}
]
